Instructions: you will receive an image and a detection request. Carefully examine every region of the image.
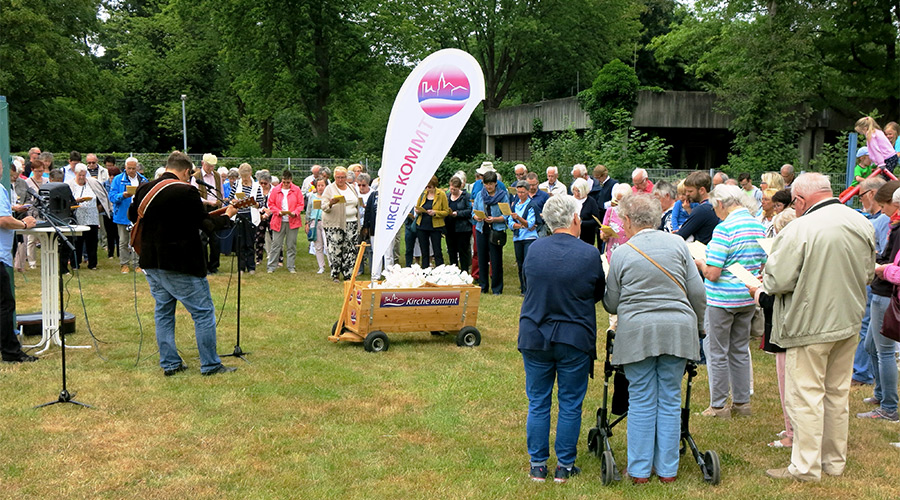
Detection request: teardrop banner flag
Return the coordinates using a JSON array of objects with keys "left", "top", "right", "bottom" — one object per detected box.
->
[{"left": 372, "top": 49, "right": 485, "bottom": 277}]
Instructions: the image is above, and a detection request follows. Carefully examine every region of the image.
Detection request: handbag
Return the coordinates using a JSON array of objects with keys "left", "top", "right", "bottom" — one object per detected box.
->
[
  {"left": 489, "top": 227, "right": 507, "bottom": 246},
  {"left": 881, "top": 286, "right": 900, "bottom": 342},
  {"left": 307, "top": 223, "right": 317, "bottom": 242}
]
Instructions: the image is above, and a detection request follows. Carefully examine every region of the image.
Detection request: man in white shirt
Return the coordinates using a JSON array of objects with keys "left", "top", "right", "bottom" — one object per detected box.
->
[
  {"left": 301, "top": 164, "right": 322, "bottom": 194},
  {"left": 192, "top": 154, "right": 224, "bottom": 273},
  {"left": 538, "top": 166, "right": 567, "bottom": 197}
]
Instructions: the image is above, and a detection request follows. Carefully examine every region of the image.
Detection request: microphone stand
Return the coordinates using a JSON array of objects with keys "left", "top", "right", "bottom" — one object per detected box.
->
[
  {"left": 32, "top": 201, "right": 91, "bottom": 409},
  {"left": 203, "top": 182, "right": 250, "bottom": 363}
]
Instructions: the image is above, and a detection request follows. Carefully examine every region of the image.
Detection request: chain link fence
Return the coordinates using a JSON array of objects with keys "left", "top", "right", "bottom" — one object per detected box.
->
[{"left": 15, "top": 152, "right": 370, "bottom": 179}]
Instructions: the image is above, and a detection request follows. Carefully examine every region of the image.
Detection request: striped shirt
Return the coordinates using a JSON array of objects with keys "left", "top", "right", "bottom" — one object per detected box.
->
[{"left": 705, "top": 208, "right": 767, "bottom": 308}]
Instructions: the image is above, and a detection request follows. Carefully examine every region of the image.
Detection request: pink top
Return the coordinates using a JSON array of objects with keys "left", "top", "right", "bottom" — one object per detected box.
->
[
  {"left": 633, "top": 179, "right": 655, "bottom": 194},
  {"left": 866, "top": 129, "right": 896, "bottom": 167},
  {"left": 602, "top": 206, "right": 629, "bottom": 263},
  {"left": 267, "top": 183, "right": 305, "bottom": 231}
]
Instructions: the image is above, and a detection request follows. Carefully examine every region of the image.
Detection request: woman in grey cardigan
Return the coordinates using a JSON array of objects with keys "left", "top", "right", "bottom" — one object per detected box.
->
[{"left": 603, "top": 193, "right": 706, "bottom": 484}]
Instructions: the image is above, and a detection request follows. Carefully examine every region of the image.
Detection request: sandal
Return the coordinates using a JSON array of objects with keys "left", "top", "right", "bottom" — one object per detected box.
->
[
  {"left": 767, "top": 438, "right": 792, "bottom": 448},
  {"left": 775, "top": 430, "right": 787, "bottom": 438}
]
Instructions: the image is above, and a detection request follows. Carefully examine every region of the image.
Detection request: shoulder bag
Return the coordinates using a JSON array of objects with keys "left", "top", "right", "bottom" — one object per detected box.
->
[
  {"left": 881, "top": 286, "right": 900, "bottom": 342},
  {"left": 626, "top": 241, "right": 686, "bottom": 296}
]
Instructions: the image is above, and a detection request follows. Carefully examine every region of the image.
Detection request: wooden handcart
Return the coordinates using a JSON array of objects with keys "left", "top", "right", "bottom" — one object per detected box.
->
[{"left": 328, "top": 243, "right": 482, "bottom": 352}]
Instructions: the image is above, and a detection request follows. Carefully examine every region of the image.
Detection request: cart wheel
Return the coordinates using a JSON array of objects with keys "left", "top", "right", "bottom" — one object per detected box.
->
[
  {"left": 702, "top": 450, "right": 721, "bottom": 485},
  {"left": 587, "top": 427, "right": 599, "bottom": 456},
  {"left": 364, "top": 331, "right": 390, "bottom": 352},
  {"left": 456, "top": 326, "right": 481, "bottom": 347},
  {"left": 331, "top": 321, "right": 348, "bottom": 336},
  {"left": 600, "top": 450, "right": 616, "bottom": 485}
]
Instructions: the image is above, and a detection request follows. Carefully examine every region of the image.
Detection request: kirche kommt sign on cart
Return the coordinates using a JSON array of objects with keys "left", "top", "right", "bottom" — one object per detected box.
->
[
  {"left": 379, "top": 291, "right": 461, "bottom": 308},
  {"left": 372, "top": 49, "right": 485, "bottom": 277}
]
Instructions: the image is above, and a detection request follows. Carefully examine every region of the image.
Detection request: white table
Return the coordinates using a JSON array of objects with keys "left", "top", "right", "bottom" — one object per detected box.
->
[{"left": 19, "top": 225, "right": 92, "bottom": 354}]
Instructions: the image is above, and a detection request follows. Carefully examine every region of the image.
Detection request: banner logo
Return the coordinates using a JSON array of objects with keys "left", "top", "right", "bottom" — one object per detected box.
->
[
  {"left": 418, "top": 66, "right": 470, "bottom": 119},
  {"left": 380, "top": 291, "right": 461, "bottom": 308},
  {"left": 350, "top": 309, "right": 357, "bottom": 325}
]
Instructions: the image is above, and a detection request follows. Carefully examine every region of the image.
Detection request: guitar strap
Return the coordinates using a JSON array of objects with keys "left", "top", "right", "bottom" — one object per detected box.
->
[{"left": 129, "top": 179, "right": 181, "bottom": 254}]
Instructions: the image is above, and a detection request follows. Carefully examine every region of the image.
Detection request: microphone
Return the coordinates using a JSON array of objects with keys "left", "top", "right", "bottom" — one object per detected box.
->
[
  {"left": 195, "top": 179, "right": 218, "bottom": 191},
  {"left": 26, "top": 187, "right": 46, "bottom": 206}
]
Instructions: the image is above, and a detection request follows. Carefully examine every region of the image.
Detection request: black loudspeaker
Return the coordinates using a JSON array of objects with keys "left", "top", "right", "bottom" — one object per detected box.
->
[{"left": 38, "top": 182, "right": 76, "bottom": 224}]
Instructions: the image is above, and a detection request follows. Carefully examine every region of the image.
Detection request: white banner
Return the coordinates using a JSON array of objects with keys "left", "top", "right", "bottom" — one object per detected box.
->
[{"left": 372, "top": 49, "right": 485, "bottom": 276}]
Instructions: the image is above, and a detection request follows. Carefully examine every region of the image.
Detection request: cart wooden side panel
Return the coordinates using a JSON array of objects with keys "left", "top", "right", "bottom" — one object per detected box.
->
[{"left": 338, "top": 282, "right": 480, "bottom": 336}]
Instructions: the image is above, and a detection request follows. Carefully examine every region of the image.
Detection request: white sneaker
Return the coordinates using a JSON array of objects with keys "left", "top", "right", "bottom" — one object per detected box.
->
[
  {"left": 289, "top": 269, "right": 296, "bottom": 274},
  {"left": 317, "top": 268, "right": 324, "bottom": 274}
]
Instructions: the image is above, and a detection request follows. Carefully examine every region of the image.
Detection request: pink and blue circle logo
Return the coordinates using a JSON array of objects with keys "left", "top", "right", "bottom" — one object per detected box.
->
[{"left": 418, "top": 65, "right": 470, "bottom": 119}]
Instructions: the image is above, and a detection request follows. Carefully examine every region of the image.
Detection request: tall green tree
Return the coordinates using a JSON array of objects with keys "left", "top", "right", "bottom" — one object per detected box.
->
[
  {"left": 102, "top": 0, "right": 236, "bottom": 153},
  {"left": 0, "top": 0, "right": 124, "bottom": 151},
  {"left": 384, "top": 0, "right": 643, "bottom": 109}
]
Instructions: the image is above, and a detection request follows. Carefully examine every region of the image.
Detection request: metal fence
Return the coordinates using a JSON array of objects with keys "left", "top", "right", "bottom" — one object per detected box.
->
[{"left": 15, "top": 153, "right": 369, "bottom": 178}]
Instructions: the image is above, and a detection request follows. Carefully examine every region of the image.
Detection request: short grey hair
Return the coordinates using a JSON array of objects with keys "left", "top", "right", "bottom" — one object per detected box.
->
[
  {"left": 781, "top": 164, "right": 795, "bottom": 176},
  {"left": 125, "top": 156, "right": 138, "bottom": 166},
  {"left": 791, "top": 173, "right": 832, "bottom": 198},
  {"left": 227, "top": 168, "right": 240, "bottom": 179},
  {"left": 256, "top": 171, "right": 272, "bottom": 183},
  {"left": 617, "top": 193, "right": 662, "bottom": 230},
  {"left": 74, "top": 163, "right": 88, "bottom": 174},
  {"left": 546, "top": 166, "right": 558, "bottom": 175},
  {"left": 514, "top": 163, "right": 527, "bottom": 174},
  {"left": 542, "top": 194, "right": 579, "bottom": 232},
  {"left": 38, "top": 152, "right": 54, "bottom": 164},
  {"left": 653, "top": 180, "right": 676, "bottom": 199},
  {"left": 571, "top": 178, "right": 590, "bottom": 198},
  {"left": 860, "top": 176, "right": 886, "bottom": 194},
  {"left": 572, "top": 163, "right": 587, "bottom": 177},
  {"left": 356, "top": 173, "right": 371, "bottom": 184},
  {"left": 631, "top": 168, "right": 648, "bottom": 181},
  {"left": 612, "top": 183, "right": 632, "bottom": 200},
  {"left": 710, "top": 184, "right": 755, "bottom": 211}
]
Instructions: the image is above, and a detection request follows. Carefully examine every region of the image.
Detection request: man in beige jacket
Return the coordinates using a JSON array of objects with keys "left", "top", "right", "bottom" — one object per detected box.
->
[{"left": 762, "top": 173, "right": 876, "bottom": 482}]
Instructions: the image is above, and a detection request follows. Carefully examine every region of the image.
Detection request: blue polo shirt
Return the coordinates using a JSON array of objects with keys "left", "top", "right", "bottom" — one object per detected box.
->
[{"left": 0, "top": 188, "right": 14, "bottom": 267}]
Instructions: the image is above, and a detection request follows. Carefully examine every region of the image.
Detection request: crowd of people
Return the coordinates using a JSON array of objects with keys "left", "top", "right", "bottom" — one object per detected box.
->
[{"left": 4, "top": 116, "right": 900, "bottom": 485}]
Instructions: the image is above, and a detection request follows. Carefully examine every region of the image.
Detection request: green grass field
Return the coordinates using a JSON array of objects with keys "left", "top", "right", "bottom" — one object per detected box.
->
[{"left": 1, "top": 237, "right": 898, "bottom": 499}]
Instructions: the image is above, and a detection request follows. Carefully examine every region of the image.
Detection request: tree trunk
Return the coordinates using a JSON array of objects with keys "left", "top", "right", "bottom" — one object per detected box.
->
[{"left": 260, "top": 117, "right": 274, "bottom": 156}]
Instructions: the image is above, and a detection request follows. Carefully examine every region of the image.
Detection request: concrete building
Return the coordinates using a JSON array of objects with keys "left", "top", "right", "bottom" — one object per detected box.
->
[{"left": 483, "top": 91, "right": 851, "bottom": 169}]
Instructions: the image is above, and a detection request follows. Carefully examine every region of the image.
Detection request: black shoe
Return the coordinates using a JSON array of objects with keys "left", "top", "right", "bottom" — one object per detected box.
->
[
  {"left": 529, "top": 465, "right": 548, "bottom": 482},
  {"left": 554, "top": 465, "right": 580, "bottom": 483},
  {"left": 2, "top": 352, "right": 39, "bottom": 363},
  {"left": 202, "top": 365, "right": 237, "bottom": 376},
  {"left": 163, "top": 363, "right": 188, "bottom": 377}
]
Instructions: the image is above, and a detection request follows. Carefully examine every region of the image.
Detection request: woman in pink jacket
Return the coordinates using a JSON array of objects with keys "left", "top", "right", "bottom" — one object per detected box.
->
[{"left": 266, "top": 169, "right": 305, "bottom": 274}]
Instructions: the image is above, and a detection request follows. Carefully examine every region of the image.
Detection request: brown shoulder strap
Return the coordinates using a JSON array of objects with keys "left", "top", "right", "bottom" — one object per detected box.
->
[
  {"left": 626, "top": 241, "right": 687, "bottom": 296},
  {"left": 130, "top": 179, "right": 181, "bottom": 249}
]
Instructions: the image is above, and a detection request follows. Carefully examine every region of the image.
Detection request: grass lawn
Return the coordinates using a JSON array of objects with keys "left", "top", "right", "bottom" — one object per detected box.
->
[{"left": 1, "top": 235, "right": 898, "bottom": 499}]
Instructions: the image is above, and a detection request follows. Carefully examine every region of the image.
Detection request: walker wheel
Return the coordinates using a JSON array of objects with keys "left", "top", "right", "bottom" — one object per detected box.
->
[
  {"left": 363, "top": 331, "right": 390, "bottom": 352},
  {"left": 702, "top": 450, "right": 721, "bottom": 485},
  {"left": 600, "top": 450, "right": 616, "bottom": 485},
  {"left": 456, "top": 326, "right": 481, "bottom": 347}
]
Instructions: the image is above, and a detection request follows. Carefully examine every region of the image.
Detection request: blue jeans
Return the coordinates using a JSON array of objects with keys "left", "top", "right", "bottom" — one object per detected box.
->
[
  {"left": 623, "top": 355, "right": 687, "bottom": 479},
  {"left": 522, "top": 344, "right": 591, "bottom": 468},
  {"left": 852, "top": 287, "right": 874, "bottom": 384},
  {"left": 145, "top": 268, "right": 223, "bottom": 374},
  {"left": 865, "top": 294, "right": 897, "bottom": 412}
]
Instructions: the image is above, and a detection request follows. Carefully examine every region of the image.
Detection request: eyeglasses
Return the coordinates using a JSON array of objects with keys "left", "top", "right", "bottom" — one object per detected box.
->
[
  {"left": 87, "top": 161, "right": 97, "bottom": 165},
  {"left": 859, "top": 189, "right": 873, "bottom": 198},
  {"left": 790, "top": 194, "right": 805, "bottom": 207}
]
